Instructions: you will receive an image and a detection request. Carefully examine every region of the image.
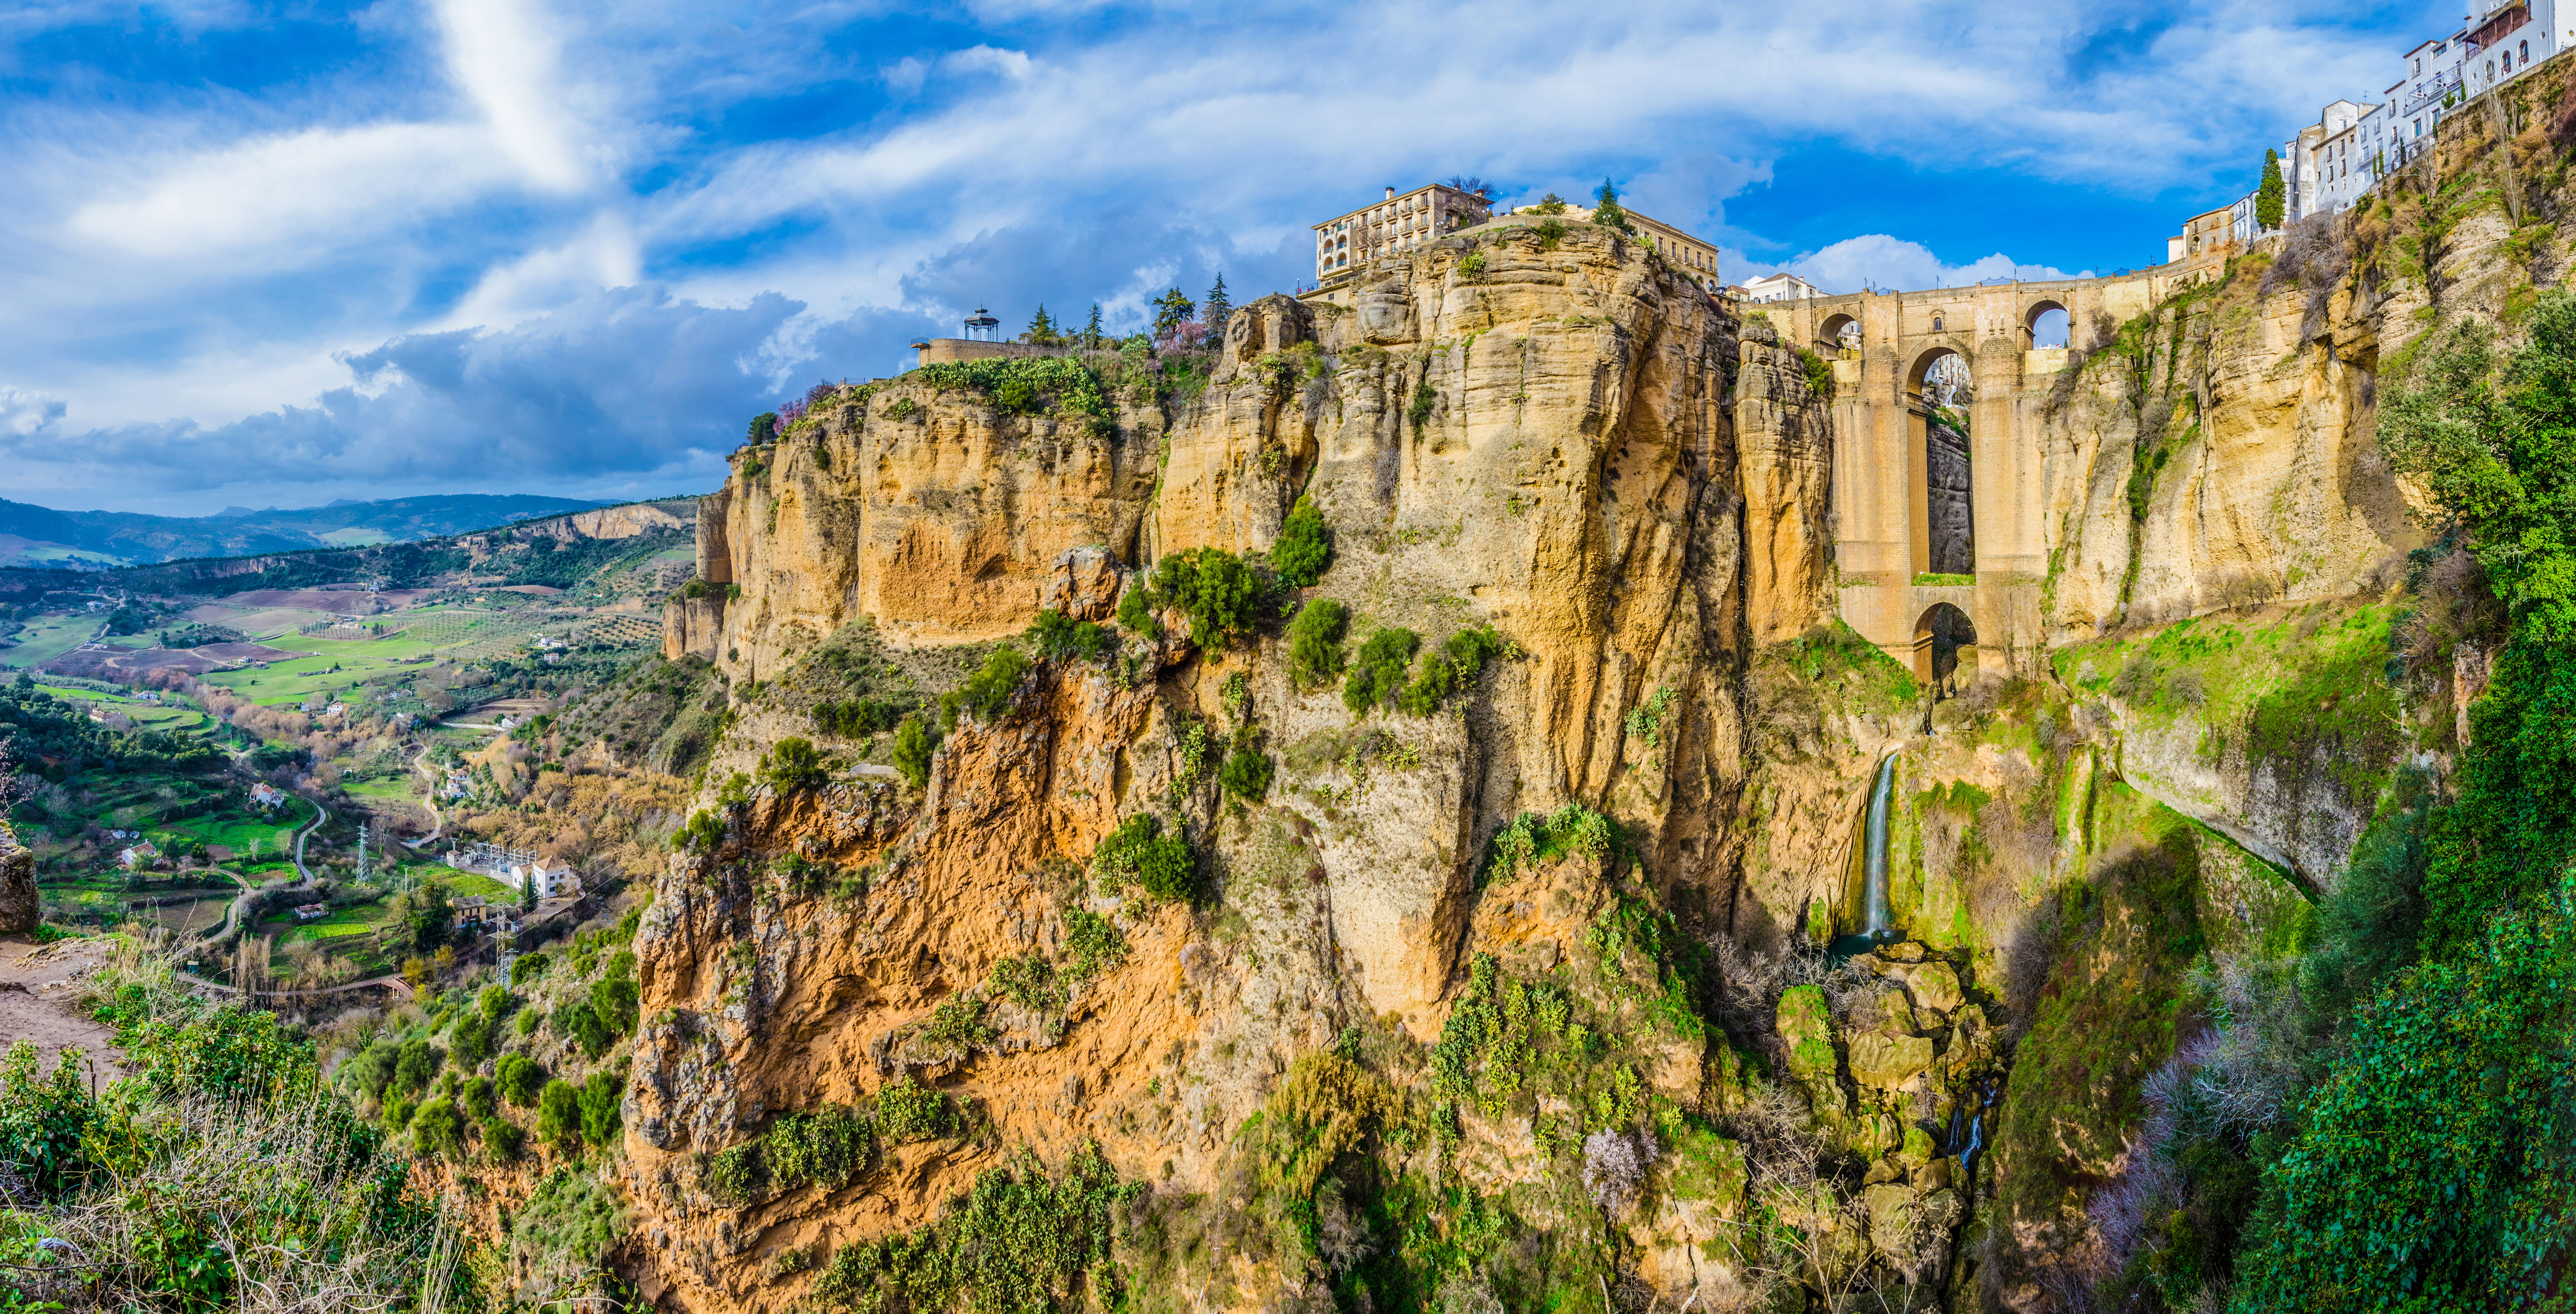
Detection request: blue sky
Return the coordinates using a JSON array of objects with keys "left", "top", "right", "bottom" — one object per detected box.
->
[{"left": 0, "top": 0, "right": 2434, "bottom": 514}]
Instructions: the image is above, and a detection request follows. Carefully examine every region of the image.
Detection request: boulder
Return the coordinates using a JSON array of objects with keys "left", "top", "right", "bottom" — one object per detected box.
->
[
  {"left": 1889, "top": 959, "right": 1966, "bottom": 1016},
  {"left": 1043, "top": 546, "right": 1123, "bottom": 622},
  {"left": 1775, "top": 984, "right": 1844, "bottom": 1111},
  {"left": 1846, "top": 1031, "right": 1935, "bottom": 1091},
  {"left": 0, "top": 825, "right": 35, "bottom": 935}
]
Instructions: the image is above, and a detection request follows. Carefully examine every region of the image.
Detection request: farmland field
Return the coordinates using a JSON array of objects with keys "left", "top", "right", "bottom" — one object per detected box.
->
[{"left": 0, "top": 615, "right": 106, "bottom": 671}]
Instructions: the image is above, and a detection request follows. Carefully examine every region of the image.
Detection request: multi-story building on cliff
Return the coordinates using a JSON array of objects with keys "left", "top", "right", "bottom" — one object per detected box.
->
[
  {"left": 1312, "top": 184, "right": 1724, "bottom": 293},
  {"left": 1312, "top": 183, "right": 1492, "bottom": 280},
  {"left": 1738, "top": 271, "right": 1823, "bottom": 302}
]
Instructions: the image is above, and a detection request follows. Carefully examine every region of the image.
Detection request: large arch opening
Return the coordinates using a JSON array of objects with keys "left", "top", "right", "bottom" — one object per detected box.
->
[
  {"left": 1913, "top": 603, "right": 1979, "bottom": 695},
  {"left": 1818, "top": 312, "right": 1861, "bottom": 358},
  {"left": 2026, "top": 301, "right": 2069, "bottom": 349},
  {"left": 1906, "top": 348, "right": 1976, "bottom": 579}
]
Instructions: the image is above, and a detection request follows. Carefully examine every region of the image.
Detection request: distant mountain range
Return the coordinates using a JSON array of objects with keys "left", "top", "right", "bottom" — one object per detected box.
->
[{"left": 0, "top": 494, "right": 611, "bottom": 566}]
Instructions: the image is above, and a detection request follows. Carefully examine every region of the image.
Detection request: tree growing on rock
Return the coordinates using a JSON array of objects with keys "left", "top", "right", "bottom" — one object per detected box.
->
[{"left": 2256, "top": 149, "right": 2285, "bottom": 230}]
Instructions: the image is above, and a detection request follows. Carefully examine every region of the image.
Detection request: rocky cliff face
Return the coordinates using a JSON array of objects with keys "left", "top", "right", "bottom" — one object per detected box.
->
[
  {"left": 620, "top": 208, "right": 2424, "bottom": 1312},
  {"left": 0, "top": 823, "right": 36, "bottom": 935}
]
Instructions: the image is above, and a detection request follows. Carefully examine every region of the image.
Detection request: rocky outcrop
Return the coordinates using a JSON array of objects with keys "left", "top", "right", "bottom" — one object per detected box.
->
[{"left": 0, "top": 824, "right": 35, "bottom": 935}]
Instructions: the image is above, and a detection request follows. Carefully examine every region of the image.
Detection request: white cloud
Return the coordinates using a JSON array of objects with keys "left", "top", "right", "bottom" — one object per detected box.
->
[
  {"left": 0, "top": 387, "right": 66, "bottom": 439},
  {"left": 1784, "top": 235, "right": 2080, "bottom": 294},
  {"left": 64, "top": 122, "right": 513, "bottom": 260},
  {"left": 435, "top": 0, "right": 594, "bottom": 192}
]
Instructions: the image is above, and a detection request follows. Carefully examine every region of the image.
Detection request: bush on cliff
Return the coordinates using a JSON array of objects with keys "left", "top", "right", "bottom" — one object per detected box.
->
[
  {"left": 1031, "top": 608, "right": 1110, "bottom": 660},
  {"left": 1397, "top": 626, "right": 1508, "bottom": 717},
  {"left": 758, "top": 736, "right": 830, "bottom": 793},
  {"left": 892, "top": 713, "right": 937, "bottom": 789},
  {"left": 942, "top": 647, "right": 1030, "bottom": 728},
  {"left": 1287, "top": 598, "right": 1349, "bottom": 689},
  {"left": 1343, "top": 627, "right": 1419, "bottom": 714},
  {"left": 1271, "top": 495, "right": 1334, "bottom": 587},
  {"left": 1152, "top": 547, "right": 1265, "bottom": 649},
  {"left": 1092, "top": 813, "right": 1196, "bottom": 903}
]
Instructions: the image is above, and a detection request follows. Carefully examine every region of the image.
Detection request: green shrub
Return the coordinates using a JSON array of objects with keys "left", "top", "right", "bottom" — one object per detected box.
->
[
  {"left": 461, "top": 1075, "right": 497, "bottom": 1120},
  {"left": 515, "top": 1008, "right": 542, "bottom": 1037},
  {"left": 498, "top": 1054, "right": 546, "bottom": 1108},
  {"left": 1061, "top": 909, "right": 1128, "bottom": 981},
  {"left": 759, "top": 737, "right": 831, "bottom": 793},
  {"left": 449, "top": 1012, "right": 495, "bottom": 1069},
  {"left": 393, "top": 1037, "right": 440, "bottom": 1097},
  {"left": 511, "top": 951, "right": 550, "bottom": 986},
  {"left": 814, "top": 697, "right": 900, "bottom": 737},
  {"left": 1116, "top": 578, "right": 1159, "bottom": 635},
  {"left": 484, "top": 1116, "right": 524, "bottom": 1163},
  {"left": 1271, "top": 496, "right": 1333, "bottom": 587},
  {"left": 1286, "top": 598, "right": 1349, "bottom": 690},
  {"left": 2236, "top": 870, "right": 2576, "bottom": 1309},
  {"left": 1343, "top": 627, "right": 1419, "bottom": 714},
  {"left": 1483, "top": 803, "right": 1617, "bottom": 883},
  {"left": 412, "top": 1096, "right": 465, "bottom": 1159},
  {"left": 591, "top": 975, "right": 640, "bottom": 1038},
  {"left": 1031, "top": 608, "right": 1110, "bottom": 660},
  {"left": 1408, "top": 381, "right": 1438, "bottom": 429},
  {"left": 537, "top": 1079, "right": 583, "bottom": 1157},
  {"left": 748, "top": 412, "right": 778, "bottom": 444},
  {"left": 383, "top": 1095, "right": 417, "bottom": 1132},
  {"left": 1219, "top": 746, "right": 1274, "bottom": 802},
  {"left": 0, "top": 1043, "right": 105, "bottom": 1200},
  {"left": 1397, "top": 625, "right": 1508, "bottom": 716},
  {"left": 874, "top": 1077, "right": 952, "bottom": 1143},
  {"left": 945, "top": 647, "right": 1030, "bottom": 727},
  {"left": 1795, "top": 347, "right": 1837, "bottom": 398},
  {"left": 911, "top": 356, "right": 1114, "bottom": 420},
  {"left": 553, "top": 1000, "right": 612, "bottom": 1060},
  {"left": 768, "top": 1104, "right": 872, "bottom": 1190},
  {"left": 674, "top": 809, "right": 726, "bottom": 854},
  {"left": 578, "top": 1072, "right": 621, "bottom": 1148},
  {"left": 990, "top": 955, "right": 1062, "bottom": 1012},
  {"left": 1534, "top": 219, "right": 1567, "bottom": 249},
  {"left": 892, "top": 713, "right": 937, "bottom": 789},
  {"left": 808, "top": 1145, "right": 1136, "bottom": 1314},
  {"left": 1090, "top": 813, "right": 1197, "bottom": 903},
  {"left": 1151, "top": 548, "right": 1266, "bottom": 649},
  {"left": 706, "top": 1140, "right": 767, "bottom": 1203},
  {"left": 1621, "top": 685, "right": 1677, "bottom": 746},
  {"left": 478, "top": 984, "right": 515, "bottom": 1022}
]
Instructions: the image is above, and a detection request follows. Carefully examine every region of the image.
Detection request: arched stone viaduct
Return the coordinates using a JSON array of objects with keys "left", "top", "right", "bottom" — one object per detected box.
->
[{"left": 1764, "top": 273, "right": 2179, "bottom": 684}]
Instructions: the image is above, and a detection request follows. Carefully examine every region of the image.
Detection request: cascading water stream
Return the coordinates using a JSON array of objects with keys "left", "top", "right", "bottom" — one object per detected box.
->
[{"left": 1861, "top": 753, "right": 1896, "bottom": 937}]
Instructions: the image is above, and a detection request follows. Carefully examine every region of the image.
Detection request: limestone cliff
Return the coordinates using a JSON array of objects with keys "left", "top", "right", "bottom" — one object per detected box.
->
[{"left": 616, "top": 181, "right": 2459, "bottom": 1311}]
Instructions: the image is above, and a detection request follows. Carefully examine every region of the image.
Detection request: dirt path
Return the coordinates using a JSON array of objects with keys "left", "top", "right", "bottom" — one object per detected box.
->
[{"left": 0, "top": 935, "right": 127, "bottom": 1082}]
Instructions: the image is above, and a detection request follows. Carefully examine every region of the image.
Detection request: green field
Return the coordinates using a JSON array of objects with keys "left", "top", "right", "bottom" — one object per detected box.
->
[
  {"left": 165, "top": 811, "right": 304, "bottom": 857},
  {"left": 341, "top": 774, "right": 418, "bottom": 803},
  {"left": 433, "top": 871, "right": 516, "bottom": 902},
  {"left": 0, "top": 614, "right": 107, "bottom": 671},
  {"left": 279, "top": 905, "right": 387, "bottom": 945}
]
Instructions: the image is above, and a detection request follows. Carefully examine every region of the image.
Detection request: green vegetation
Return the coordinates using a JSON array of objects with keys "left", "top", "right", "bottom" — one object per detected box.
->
[
  {"left": 943, "top": 647, "right": 1030, "bottom": 727},
  {"left": 1482, "top": 803, "right": 1615, "bottom": 884},
  {"left": 808, "top": 1143, "right": 1135, "bottom": 1314},
  {"left": 1150, "top": 548, "right": 1265, "bottom": 649},
  {"left": 892, "top": 713, "right": 938, "bottom": 789},
  {"left": 758, "top": 735, "right": 830, "bottom": 792},
  {"left": 1795, "top": 347, "right": 1836, "bottom": 398},
  {"left": 1219, "top": 745, "right": 1274, "bottom": 802},
  {"left": 2256, "top": 149, "right": 2285, "bottom": 230},
  {"left": 1285, "top": 598, "right": 1349, "bottom": 689},
  {"left": 1588, "top": 178, "right": 1633, "bottom": 234},
  {"left": 1030, "top": 608, "right": 1111, "bottom": 661},
  {"left": 1091, "top": 813, "right": 1196, "bottom": 904},
  {"left": 1911, "top": 571, "right": 1973, "bottom": 587},
  {"left": 1342, "top": 626, "right": 1418, "bottom": 713},
  {"left": 1396, "top": 625, "right": 1506, "bottom": 717},
  {"left": 912, "top": 356, "right": 1114, "bottom": 424},
  {"left": 1271, "top": 495, "right": 1333, "bottom": 587}
]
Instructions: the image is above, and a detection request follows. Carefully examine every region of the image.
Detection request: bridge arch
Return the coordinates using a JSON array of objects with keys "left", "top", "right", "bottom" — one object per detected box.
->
[
  {"left": 1913, "top": 602, "right": 1978, "bottom": 693},
  {"left": 1905, "top": 347, "right": 1977, "bottom": 578},
  {"left": 1817, "top": 312, "right": 1861, "bottom": 357},
  {"left": 2025, "top": 300, "right": 2069, "bottom": 349}
]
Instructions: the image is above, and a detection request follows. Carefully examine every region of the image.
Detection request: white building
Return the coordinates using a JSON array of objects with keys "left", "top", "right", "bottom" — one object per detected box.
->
[
  {"left": 1737, "top": 272, "right": 1824, "bottom": 303},
  {"left": 505, "top": 862, "right": 577, "bottom": 900}
]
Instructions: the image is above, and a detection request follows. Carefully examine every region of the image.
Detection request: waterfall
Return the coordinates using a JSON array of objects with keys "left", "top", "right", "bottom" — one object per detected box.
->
[{"left": 1862, "top": 754, "right": 1896, "bottom": 936}]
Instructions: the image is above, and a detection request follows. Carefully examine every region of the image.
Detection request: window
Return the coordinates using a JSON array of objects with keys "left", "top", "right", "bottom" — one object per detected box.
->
[
  {"left": 1931, "top": 313, "right": 1945, "bottom": 331},
  {"left": 2522, "top": 40, "right": 2530, "bottom": 62}
]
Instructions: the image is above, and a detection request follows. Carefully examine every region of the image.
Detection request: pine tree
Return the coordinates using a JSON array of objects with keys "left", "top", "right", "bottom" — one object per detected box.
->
[
  {"left": 1203, "top": 273, "right": 1231, "bottom": 330},
  {"left": 1026, "top": 304, "right": 1060, "bottom": 346},
  {"left": 1153, "top": 288, "right": 1196, "bottom": 342},
  {"left": 1083, "top": 303, "right": 1104, "bottom": 349},
  {"left": 2256, "top": 149, "right": 2286, "bottom": 230},
  {"left": 1532, "top": 193, "right": 1568, "bottom": 215},
  {"left": 1591, "top": 178, "right": 1633, "bottom": 233}
]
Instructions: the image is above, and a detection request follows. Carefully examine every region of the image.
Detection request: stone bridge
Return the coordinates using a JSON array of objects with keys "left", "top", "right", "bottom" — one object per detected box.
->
[{"left": 1765, "top": 268, "right": 2196, "bottom": 684}]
